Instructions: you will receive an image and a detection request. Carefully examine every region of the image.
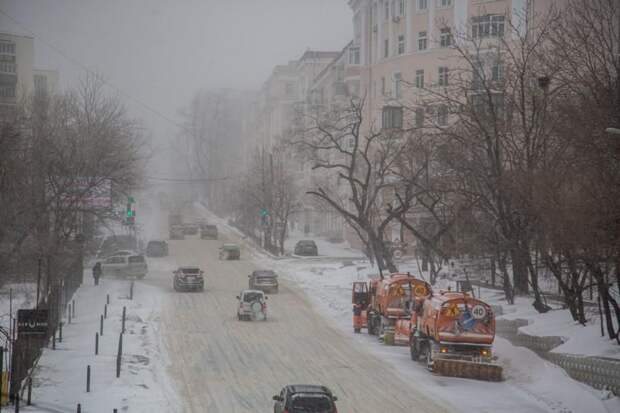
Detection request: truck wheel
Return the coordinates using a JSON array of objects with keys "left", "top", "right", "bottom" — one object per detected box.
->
[
  {"left": 410, "top": 335, "right": 419, "bottom": 361},
  {"left": 354, "top": 327, "right": 361, "bottom": 333}
]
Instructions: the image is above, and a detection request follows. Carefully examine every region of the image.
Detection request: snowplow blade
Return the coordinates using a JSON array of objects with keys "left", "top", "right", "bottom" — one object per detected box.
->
[{"left": 432, "top": 358, "right": 503, "bottom": 382}]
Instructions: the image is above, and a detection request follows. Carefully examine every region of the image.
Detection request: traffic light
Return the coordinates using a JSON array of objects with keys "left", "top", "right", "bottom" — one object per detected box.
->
[{"left": 125, "top": 197, "right": 136, "bottom": 225}]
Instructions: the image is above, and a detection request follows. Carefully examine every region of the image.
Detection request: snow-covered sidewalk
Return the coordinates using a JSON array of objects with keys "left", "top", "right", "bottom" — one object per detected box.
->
[{"left": 22, "top": 277, "right": 179, "bottom": 413}]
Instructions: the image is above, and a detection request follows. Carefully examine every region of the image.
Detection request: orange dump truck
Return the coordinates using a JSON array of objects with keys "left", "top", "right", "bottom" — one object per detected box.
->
[
  {"left": 408, "top": 291, "right": 502, "bottom": 381},
  {"left": 352, "top": 273, "right": 431, "bottom": 345}
]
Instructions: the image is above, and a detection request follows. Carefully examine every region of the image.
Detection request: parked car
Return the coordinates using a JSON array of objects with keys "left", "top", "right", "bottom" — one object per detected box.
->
[
  {"left": 219, "top": 243, "right": 240, "bottom": 260},
  {"left": 101, "top": 254, "right": 147, "bottom": 279},
  {"left": 294, "top": 240, "right": 318, "bottom": 256},
  {"left": 236, "top": 289, "right": 267, "bottom": 321},
  {"left": 248, "top": 270, "right": 278, "bottom": 293},
  {"left": 173, "top": 266, "right": 204, "bottom": 292},
  {"left": 182, "top": 222, "right": 199, "bottom": 235},
  {"left": 146, "top": 240, "right": 168, "bottom": 257},
  {"left": 168, "top": 213, "right": 183, "bottom": 228},
  {"left": 272, "top": 385, "right": 338, "bottom": 413},
  {"left": 200, "top": 224, "right": 218, "bottom": 240},
  {"left": 169, "top": 225, "right": 185, "bottom": 240},
  {"left": 103, "top": 249, "right": 135, "bottom": 259},
  {"left": 97, "top": 235, "right": 138, "bottom": 259}
]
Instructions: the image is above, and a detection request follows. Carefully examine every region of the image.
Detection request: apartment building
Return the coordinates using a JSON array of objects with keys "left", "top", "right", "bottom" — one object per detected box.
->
[
  {"left": 0, "top": 32, "right": 59, "bottom": 114},
  {"left": 348, "top": 0, "right": 556, "bottom": 129},
  {"left": 245, "top": 50, "right": 341, "bottom": 235},
  {"left": 0, "top": 32, "right": 34, "bottom": 106}
]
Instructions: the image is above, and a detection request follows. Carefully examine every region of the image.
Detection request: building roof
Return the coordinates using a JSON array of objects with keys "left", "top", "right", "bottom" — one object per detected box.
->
[
  {"left": 298, "top": 50, "right": 341, "bottom": 62},
  {"left": 311, "top": 41, "right": 353, "bottom": 86}
]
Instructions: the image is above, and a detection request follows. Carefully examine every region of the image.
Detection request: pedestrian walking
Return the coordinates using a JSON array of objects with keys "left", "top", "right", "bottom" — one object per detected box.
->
[{"left": 93, "top": 261, "right": 102, "bottom": 286}]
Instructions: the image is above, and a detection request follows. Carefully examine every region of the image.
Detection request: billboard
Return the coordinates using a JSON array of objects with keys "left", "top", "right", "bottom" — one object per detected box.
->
[{"left": 52, "top": 177, "right": 112, "bottom": 209}]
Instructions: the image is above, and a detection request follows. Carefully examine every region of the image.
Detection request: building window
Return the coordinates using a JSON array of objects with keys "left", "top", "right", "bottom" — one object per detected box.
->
[
  {"left": 491, "top": 62, "right": 504, "bottom": 82},
  {"left": 399, "top": 0, "right": 406, "bottom": 16},
  {"left": 0, "top": 62, "right": 16, "bottom": 73},
  {"left": 384, "top": 38, "right": 389, "bottom": 58},
  {"left": 472, "top": 60, "right": 484, "bottom": 90},
  {"left": 398, "top": 35, "right": 405, "bottom": 55},
  {"left": 438, "top": 0, "right": 452, "bottom": 8},
  {"left": 349, "top": 46, "right": 360, "bottom": 65},
  {"left": 437, "top": 105, "right": 448, "bottom": 126},
  {"left": 472, "top": 15, "right": 505, "bottom": 39},
  {"left": 438, "top": 66, "right": 449, "bottom": 86},
  {"left": 381, "top": 76, "right": 386, "bottom": 95},
  {"left": 0, "top": 42, "right": 16, "bottom": 55},
  {"left": 415, "top": 108, "right": 425, "bottom": 127},
  {"left": 418, "top": 31, "right": 427, "bottom": 51},
  {"left": 0, "top": 85, "right": 16, "bottom": 98},
  {"left": 285, "top": 82, "right": 296, "bottom": 97},
  {"left": 382, "top": 106, "right": 403, "bottom": 129},
  {"left": 417, "top": 0, "right": 428, "bottom": 11},
  {"left": 440, "top": 28, "right": 453, "bottom": 47},
  {"left": 415, "top": 69, "right": 425, "bottom": 88},
  {"left": 385, "top": 0, "right": 390, "bottom": 20},
  {"left": 394, "top": 72, "right": 403, "bottom": 99}
]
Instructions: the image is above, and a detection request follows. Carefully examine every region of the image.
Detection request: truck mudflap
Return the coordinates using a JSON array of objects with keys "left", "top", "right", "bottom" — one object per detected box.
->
[
  {"left": 353, "top": 308, "right": 367, "bottom": 333},
  {"left": 432, "top": 358, "right": 503, "bottom": 382},
  {"left": 394, "top": 319, "right": 412, "bottom": 346}
]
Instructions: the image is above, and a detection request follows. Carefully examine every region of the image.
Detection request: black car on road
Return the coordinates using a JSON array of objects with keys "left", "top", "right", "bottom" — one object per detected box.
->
[
  {"left": 273, "top": 385, "right": 338, "bottom": 413},
  {"left": 248, "top": 270, "right": 278, "bottom": 293},
  {"left": 146, "top": 240, "right": 168, "bottom": 257},
  {"left": 294, "top": 240, "right": 318, "bottom": 256}
]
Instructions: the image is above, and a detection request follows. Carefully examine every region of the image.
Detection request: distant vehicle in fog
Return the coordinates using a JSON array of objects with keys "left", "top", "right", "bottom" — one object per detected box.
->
[
  {"left": 168, "top": 213, "right": 183, "bottom": 228},
  {"left": 146, "top": 240, "right": 168, "bottom": 257},
  {"left": 219, "top": 243, "right": 240, "bottom": 260},
  {"left": 294, "top": 240, "right": 318, "bottom": 256},
  {"left": 101, "top": 254, "right": 147, "bottom": 279},
  {"left": 272, "top": 385, "right": 338, "bottom": 413},
  {"left": 173, "top": 266, "right": 204, "bottom": 292},
  {"left": 182, "top": 222, "right": 199, "bottom": 235},
  {"left": 248, "top": 270, "right": 278, "bottom": 293},
  {"left": 236, "top": 289, "right": 267, "bottom": 321},
  {"left": 200, "top": 224, "right": 218, "bottom": 240},
  {"left": 169, "top": 225, "right": 185, "bottom": 240}
]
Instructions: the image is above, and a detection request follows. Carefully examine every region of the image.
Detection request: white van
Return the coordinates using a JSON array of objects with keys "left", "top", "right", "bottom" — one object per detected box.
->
[{"left": 101, "top": 254, "right": 148, "bottom": 279}]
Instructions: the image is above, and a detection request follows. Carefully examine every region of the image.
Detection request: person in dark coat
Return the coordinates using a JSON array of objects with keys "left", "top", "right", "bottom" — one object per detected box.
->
[{"left": 93, "top": 262, "right": 102, "bottom": 285}]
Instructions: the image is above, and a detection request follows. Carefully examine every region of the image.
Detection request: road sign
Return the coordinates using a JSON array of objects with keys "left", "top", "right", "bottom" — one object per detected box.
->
[{"left": 17, "top": 309, "right": 49, "bottom": 335}]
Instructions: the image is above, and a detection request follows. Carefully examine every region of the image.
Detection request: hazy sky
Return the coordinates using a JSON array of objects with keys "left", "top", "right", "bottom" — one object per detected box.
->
[{"left": 0, "top": 0, "right": 352, "bottom": 144}]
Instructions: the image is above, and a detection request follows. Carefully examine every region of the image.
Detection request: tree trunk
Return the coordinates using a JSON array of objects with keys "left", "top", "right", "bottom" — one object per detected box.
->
[
  {"left": 499, "top": 252, "right": 514, "bottom": 304},
  {"left": 511, "top": 246, "right": 529, "bottom": 295}
]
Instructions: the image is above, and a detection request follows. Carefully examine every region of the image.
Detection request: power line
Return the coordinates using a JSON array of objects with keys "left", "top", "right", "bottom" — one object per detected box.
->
[{"left": 0, "top": 7, "right": 193, "bottom": 135}]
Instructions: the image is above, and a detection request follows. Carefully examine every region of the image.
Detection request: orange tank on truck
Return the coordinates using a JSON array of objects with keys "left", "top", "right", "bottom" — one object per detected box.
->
[
  {"left": 409, "top": 291, "right": 502, "bottom": 381},
  {"left": 352, "top": 273, "right": 431, "bottom": 344}
]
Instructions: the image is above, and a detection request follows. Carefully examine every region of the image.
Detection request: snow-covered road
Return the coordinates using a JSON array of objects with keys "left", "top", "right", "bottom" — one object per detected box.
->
[{"left": 144, "top": 233, "right": 451, "bottom": 413}]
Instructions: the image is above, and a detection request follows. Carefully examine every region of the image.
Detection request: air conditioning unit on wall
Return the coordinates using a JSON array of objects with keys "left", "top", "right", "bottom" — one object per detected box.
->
[{"left": 392, "top": 16, "right": 401, "bottom": 23}]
